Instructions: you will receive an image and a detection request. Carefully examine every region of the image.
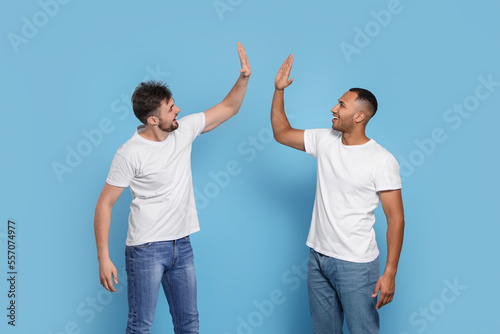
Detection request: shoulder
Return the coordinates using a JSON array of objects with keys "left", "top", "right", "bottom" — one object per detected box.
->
[
  {"left": 114, "top": 133, "right": 147, "bottom": 162},
  {"left": 176, "top": 112, "right": 206, "bottom": 137},
  {"left": 305, "top": 128, "right": 341, "bottom": 141},
  {"left": 304, "top": 128, "right": 341, "bottom": 156},
  {"left": 177, "top": 112, "right": 205, "bottom": 127},
  {"left": 371, "top": 140, "right": 395, "bottom": 157},
  {"left": 370, "top": 140, "right": 399, "bottom": 167}
]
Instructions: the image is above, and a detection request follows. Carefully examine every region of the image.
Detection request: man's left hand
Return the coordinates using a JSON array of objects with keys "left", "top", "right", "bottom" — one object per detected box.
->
[
  {"left": 237, "top": 42, "right": 251, "bottom": 78},
  {"left": 372, "top": 272, "right": 396, "bottom": 309}
]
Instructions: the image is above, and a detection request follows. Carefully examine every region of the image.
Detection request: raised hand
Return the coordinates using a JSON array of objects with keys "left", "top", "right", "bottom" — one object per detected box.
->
[
  {"left": 237, "top": 42, "right": 252, "bottom": 78},
  {"left": 275, "top": 54, "right": 294, "bottom": 90}
]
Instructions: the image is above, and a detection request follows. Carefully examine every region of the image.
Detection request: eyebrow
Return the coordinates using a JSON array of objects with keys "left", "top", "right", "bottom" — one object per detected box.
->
[
  {"left": 338, "top": 99, "right": 346, "bottom": 106},
  {"left": 169, "top": 99, "right": 175, "bottom": 111}
]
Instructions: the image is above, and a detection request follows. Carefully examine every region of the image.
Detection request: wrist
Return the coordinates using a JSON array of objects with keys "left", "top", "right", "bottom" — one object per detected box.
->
[
  {"left": 97, "top": 253, "right": 110, "bottom": 262},
  {"left": 383, "top": 266, "right": 398, "bottom": 277}
]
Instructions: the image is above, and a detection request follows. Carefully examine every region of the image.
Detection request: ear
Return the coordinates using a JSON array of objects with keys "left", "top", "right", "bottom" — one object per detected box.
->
[
  {"left": 354, "top": 111, "right": 366, "bottom": 124},
  {"left": 147, "top": 115, "right": 159, "bottom": 126}
]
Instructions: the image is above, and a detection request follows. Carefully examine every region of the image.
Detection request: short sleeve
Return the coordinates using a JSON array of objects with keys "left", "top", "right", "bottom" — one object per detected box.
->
[
  {"left": 178, "top": 112, "right": 206, "bottom": 142},
  {"left": 373, "top": 154, "right": 402, "bottom": 192},
  {"left": 304, "top": 129, "right": 332, "bottom": 158},
  {"left": 106, "top": 152, "right": 136, "bottom": 188}
]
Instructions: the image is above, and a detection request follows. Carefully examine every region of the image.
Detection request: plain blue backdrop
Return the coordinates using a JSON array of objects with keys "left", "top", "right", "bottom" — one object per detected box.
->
[{"left": 1, "top": 0, "right": 499, "bottom": 333}]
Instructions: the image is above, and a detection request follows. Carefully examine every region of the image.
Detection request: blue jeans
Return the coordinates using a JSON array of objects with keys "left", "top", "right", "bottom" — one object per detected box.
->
[
  {"left": 125, "top": 237, "right": 199, "bottom": 334},
  {"left": 308, "top": 248, "right": 380, "bottom": 334}
]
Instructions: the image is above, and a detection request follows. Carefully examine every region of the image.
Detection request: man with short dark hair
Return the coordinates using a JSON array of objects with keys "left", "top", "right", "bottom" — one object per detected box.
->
[
  {"left": 94, "top": 42, "right": 251, "bottom": 334},
  {"left": 271, "top": 54, "right": 405, "bottom": 334}
]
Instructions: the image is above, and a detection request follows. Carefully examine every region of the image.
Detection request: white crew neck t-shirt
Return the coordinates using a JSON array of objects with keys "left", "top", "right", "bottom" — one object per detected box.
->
[
  {"left": 304, "top": 128, "right": 402, "bottom": 263},
  {"left": 106, "top": 112, "right": 205, "bottom": 246}
]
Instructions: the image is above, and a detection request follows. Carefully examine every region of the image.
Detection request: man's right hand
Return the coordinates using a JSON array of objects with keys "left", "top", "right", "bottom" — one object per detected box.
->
[
  {"left": 94, "top": 183, "right": 124, "bottom": 293},
  {"left": 99, "top": 257, "right": 118, "bottom": 292},
  {"left": 275, "top": 54, "right": 294, "bottom": 90}
]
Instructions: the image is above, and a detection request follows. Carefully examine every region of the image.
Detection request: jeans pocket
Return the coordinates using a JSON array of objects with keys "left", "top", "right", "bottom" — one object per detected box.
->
[
  {"left": 183, "top": 236, "right": 190, "bottom": 243},
  {"left": 132, "top": 242, "right": 153, "bottom": 249}
]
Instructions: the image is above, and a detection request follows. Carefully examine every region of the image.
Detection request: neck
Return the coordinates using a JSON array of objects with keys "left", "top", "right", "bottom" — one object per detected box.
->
[
  {"left": 139, "top": 126, "right": 169, "bottom": 142},
  {"left": 341, "top": 129, "right": 370, "bottom": 146}
]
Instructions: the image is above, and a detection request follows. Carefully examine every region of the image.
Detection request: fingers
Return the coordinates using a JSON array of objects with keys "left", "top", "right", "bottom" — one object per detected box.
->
[
  {"left": 99, "top": 262, "right": 118, "bottom": 293},
  {"left": 279, "top": 54, "right": 293, "bottom": 75},
  {"left": 374, "top": 283, "right": 394, "bottom": 309},
  {"left": 372, "top": 274, "right": 396, "bottom": 309},
  {"left": 276, "top": 55, "right": 294, "bottom": 86},
  {"left": 237, "top": 42, "right": 248, "bottom": 64},
  {"left": 105, "top": 272, "right": 117, "bottom": 292},
  {"left": 236, "top": 41, "right": 245, "bottom": 56},
  {"left": 376, "top": 290, "right": 394, "bottom": 310},
  {"left": 113, "top": 267, "right": 118, "bottom": 285},
  {"left": 372, "top": 281, "right": 380, "bottom": 298},
  {"left": 372, "top": 280, "right": 384, "bottom": 309},
  {"left": 236, "top": 41, "right": 251, "bottom": 76},
  {"left": 286, "top": 54, "right": 294, "bottom": 69},
  {"left": 237, "top": 42, "right": 245, "bottom": 61},
  {"left": 274, "top": 54, "right": 295, "bottom": 89}
]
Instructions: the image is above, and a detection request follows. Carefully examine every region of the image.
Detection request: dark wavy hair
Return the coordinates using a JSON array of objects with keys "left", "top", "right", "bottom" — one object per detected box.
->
[{"left": 131, "top": 81, "right": 172, "bottom": 124}]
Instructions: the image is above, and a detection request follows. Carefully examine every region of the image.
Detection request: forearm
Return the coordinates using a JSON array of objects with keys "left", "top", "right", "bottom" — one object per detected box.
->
[
  {"left": 219, "top": 73, "right": 250, "bottom": 113},
  {"left": 271, "top": 88, "right": 292, "bottom": 140},
  {"left": 94, "top": 203, "right": 113, "bottom": 261},
  {"left": 384, "top": 217, "right": 405, "bottom": 275}
]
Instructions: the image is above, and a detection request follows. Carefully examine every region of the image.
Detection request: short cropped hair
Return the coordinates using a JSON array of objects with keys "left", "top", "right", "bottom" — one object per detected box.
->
[
  {"left": 131, "top": 81, "right": 172, "bottom": 124},
  {"left": 349, "top": 88, "right": 378, "bottom": 117}
]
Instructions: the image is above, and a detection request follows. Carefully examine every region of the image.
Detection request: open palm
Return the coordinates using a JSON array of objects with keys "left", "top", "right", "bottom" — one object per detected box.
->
[
  {"left": 237, "top": 42, "right": 252, "bottom": 78},
  {"left": 275, "top": 54, "right": 294, "bottom": 90}
]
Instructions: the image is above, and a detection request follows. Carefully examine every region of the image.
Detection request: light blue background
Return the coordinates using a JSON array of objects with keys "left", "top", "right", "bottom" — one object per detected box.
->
[{"left": 1, "top": 0, "right": 499, "bottom": 333}]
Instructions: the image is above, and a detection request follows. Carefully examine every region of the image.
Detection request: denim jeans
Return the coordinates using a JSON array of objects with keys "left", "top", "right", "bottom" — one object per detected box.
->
[
  {"left": 125, "top": 237, "right": 199, "bottom": 334},
  {"left": 308, "top": 248, "right": 380, "bottom": 334}
]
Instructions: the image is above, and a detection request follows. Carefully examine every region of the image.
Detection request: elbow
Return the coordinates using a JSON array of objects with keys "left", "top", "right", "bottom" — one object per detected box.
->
[
  {"left": 272, "top": 125, "right": 292, "bottom": 144},
  {"left": 273, "top": 131, "right": 286, "bottom": 144},
  {"left": 387, "top": 213, "right": 405, "bottom": 228},
  {"left": 220, "top": 101, "right": 240, "bottom": 116},
  {"left": 95, "top": 198, "right": 114, "bottom": 215}
]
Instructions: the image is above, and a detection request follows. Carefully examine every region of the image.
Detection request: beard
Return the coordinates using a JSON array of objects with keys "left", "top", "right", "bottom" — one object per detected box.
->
[
  {"left": 158, "top": 119, "right": 179, "bottom": 132},
  {"left": 332, "top": 116, "right": 354, "bottom": 133}
]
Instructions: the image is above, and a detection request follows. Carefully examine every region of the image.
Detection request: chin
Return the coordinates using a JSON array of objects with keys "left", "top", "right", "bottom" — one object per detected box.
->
[
  {"left": 332, "top": 125, "right": 344, "bottom": 133},
  {"left": 160, "top": 123, "right": 179, "bottom": 132}
]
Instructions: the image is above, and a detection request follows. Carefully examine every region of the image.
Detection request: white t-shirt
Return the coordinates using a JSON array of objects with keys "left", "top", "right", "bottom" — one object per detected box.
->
[
  {"left": 106, "top": 113, "right": 206, "bottom": 246},
  {"left": 304, "top": 128, "right": 402, "bottom": 263}
]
